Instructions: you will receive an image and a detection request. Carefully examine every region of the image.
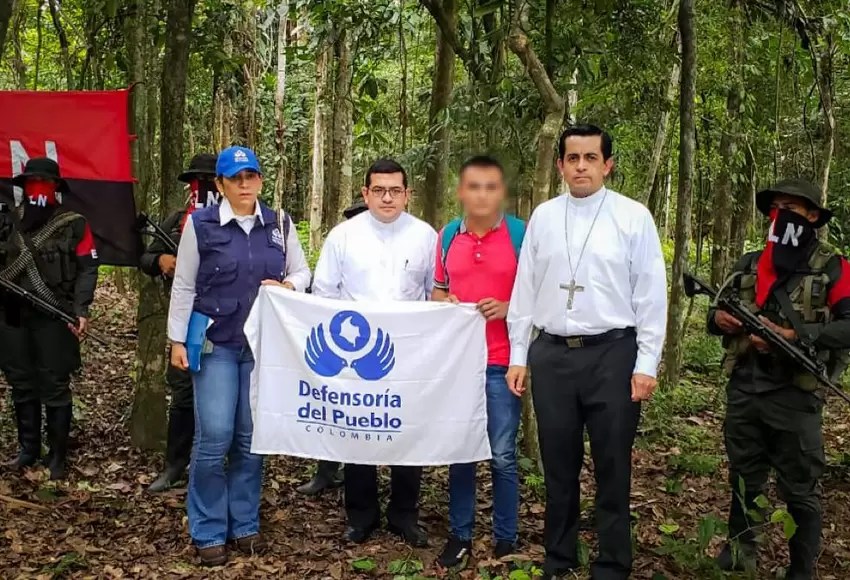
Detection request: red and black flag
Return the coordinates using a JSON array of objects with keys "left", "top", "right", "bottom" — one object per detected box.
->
[{"left": 0, "top": 89, "right": 141, "bottom": 266}]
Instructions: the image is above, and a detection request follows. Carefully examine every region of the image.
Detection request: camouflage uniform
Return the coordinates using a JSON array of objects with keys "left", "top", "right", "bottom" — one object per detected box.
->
[{"left": 709, "top": 179, "right": 850, "bottom": 579}]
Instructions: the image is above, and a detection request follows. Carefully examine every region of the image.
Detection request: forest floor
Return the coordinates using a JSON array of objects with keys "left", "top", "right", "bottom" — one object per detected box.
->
[{"left": 1, "top": 280, "right": 850, "bottom": 580}]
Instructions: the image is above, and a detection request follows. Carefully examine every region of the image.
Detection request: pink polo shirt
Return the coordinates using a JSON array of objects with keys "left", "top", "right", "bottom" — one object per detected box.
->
[{"left": 434, "top": 219, "right": 518, "bottom": 367}]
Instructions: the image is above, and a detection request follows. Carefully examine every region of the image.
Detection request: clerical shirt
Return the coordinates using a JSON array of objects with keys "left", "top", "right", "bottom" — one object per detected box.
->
[
  {"left": 507, "top": 187, "right": 667, "bottom": 377},
  {"left": 311, "top": 211, "right": 438, "bottom": 301}
]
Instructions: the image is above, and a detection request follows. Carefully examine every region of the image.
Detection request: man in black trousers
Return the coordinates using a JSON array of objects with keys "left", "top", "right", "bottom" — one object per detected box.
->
[
  {"left": 507, "top": 125, "right": 667, "bottom": 579},
  {"left": 295, "top": 198, "right": 367, "bottom": 496}
]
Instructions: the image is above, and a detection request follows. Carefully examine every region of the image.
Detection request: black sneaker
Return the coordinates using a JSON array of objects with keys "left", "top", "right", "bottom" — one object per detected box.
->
[
  {"left": 493, "top": 540, "right": 517, "bottom": 559},
  {"left": 437, "top": 535, "right": 472, "bottom": 569}
]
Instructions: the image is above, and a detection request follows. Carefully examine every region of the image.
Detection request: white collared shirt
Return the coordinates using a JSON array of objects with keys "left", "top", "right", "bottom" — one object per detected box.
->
[
  {"left": 506, "top": 187, "right": 668, "bottom": 377},
  {"left": 167, "top": 198, "right": 311, "bottom": 342},
  {"left": 312, "top": 211, "right": 437, "bottom": 301}
]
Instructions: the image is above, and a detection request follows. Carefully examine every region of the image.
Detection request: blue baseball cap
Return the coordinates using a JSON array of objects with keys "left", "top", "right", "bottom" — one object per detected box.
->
[{"left": 216, "top": 146, "right": 262, "bottom": 178}]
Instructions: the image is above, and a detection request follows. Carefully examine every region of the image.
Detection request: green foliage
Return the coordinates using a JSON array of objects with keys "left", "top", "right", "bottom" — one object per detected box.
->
[
  {"left": 295, "top": 220, "right": 319, "bottom": 270},
  {"left": 351, "top": 557, "right": 377, "bottom": 572},
  {"left": 669, "top": 452, "right": 722, "bottom": 477},
  {"left": 770, "top": 508, "right": 799, "bottom": 540},
  {"left": 652, "top": 515, "right": 727, "bottom": 578},
  {"left": 387, "top": 557, "right": 424, "bottom": 578}
]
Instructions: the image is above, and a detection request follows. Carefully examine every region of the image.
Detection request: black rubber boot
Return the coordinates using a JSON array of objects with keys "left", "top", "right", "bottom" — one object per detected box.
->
[
  {"left": 8, "top": 401, "right": 41, "bottom": 469},
  {"left": 296, "top": 460, "right": 343, "bottom": 495},
  {"left": 148, "top": 407, "right": 194, "bottom": 492},
  {"left": 45, "top": 404, "right": 72, "bottom": 481},
  {"left": 786, "top": 507, "right": 821, "bottom": 580},
  {"left": 716, "top": 491, "right": 760, "bottom": 572}
]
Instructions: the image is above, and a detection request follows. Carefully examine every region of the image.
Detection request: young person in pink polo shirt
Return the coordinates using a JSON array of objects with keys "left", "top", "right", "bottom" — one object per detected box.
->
[{"left": 432, "top": 155, "right": 525, "bottom": 569}]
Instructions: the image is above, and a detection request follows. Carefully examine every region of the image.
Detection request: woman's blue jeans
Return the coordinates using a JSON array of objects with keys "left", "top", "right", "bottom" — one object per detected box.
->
[{"left": 187, "top": 344, "right": 263, "bottom": 548}]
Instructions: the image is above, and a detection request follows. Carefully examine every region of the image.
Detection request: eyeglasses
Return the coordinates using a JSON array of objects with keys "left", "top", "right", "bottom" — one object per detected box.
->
[{"left": 369, "top": 187, "right": 406, "bottom": 199}]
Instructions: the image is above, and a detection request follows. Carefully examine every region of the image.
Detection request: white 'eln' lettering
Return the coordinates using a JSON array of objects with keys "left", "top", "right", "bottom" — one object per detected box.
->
[{"left": 781, "top": 223, "right": 803, "bottom": 247}]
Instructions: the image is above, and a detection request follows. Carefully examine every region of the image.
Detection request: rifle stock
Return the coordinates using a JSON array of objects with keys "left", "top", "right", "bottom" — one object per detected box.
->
[
  {"left": 684, "top": 271, "right": 850, "bottom": 405},
  {"left": 137, "top": 213, "right": 178, "bottom": 254}
]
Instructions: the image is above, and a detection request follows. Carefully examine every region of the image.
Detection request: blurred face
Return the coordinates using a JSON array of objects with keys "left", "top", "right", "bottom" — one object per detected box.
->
[
  {"left": 457, "top": 165, "right": 505, "bottom": 218},
  {"left": 556, "top": 135, "right": 613, "bottom": 196},
  {"left": 216, "top": 170, "right": 262, "bottom": 211},
  {"left": 771, "top": 193, "right": 819, "bottom": 224},
  {"left": 362, "top": 172, "right": 409, "bottom": 223}
]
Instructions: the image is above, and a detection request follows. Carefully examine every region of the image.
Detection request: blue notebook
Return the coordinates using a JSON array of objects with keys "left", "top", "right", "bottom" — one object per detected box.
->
[{"left": 186, "top": 311, "right": 212, "bottom": 373}]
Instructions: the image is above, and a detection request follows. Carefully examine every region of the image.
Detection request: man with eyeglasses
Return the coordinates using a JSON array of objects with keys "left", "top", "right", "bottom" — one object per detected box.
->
[{"left": 311, "top": 158, "right": 437, "bottom": 547}]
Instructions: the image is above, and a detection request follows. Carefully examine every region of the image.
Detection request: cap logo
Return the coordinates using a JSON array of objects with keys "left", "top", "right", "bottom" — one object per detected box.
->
[{"left": 234, "top": 150, "right": 248, "bottom": 163}]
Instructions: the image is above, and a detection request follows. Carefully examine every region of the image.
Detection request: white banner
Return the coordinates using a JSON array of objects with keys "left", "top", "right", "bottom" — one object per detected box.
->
[{"left": 244, "top": 287, "right": 491, "bottom": 466}]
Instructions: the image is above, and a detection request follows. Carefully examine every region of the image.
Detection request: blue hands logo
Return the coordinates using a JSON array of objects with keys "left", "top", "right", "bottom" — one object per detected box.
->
[{"left": 305, "top": 310, "right": 396, "bottom": 380}]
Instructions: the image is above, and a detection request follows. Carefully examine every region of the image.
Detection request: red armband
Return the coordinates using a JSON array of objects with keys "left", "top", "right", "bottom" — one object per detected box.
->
[
  {"left": 75, "top": 224, "right": 98, "bottom": 259},
  {"left": 827, "top": 257, "right": 850, "bottom": 308}
]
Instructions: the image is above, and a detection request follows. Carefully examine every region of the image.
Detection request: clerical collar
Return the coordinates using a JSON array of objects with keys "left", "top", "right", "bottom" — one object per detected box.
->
[
  {"left": 367, "top": 211, "right": 405, "bottom": 231},
  {"left": 568, "top": 186, "right": 607, "bottom": 207}
]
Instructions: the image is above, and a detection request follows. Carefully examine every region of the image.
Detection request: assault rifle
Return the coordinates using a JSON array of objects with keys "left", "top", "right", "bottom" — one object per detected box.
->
[
  {"left": 0, "top": 276, "right": 108, "bottom": 346},
  {"left": 137, "top": 213, "right": 178, "bottom": 254},
  {"left": 684, "top": 272, "right": 850, "bottom": 405}
]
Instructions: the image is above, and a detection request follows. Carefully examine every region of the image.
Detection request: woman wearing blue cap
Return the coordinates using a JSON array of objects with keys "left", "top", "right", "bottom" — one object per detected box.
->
[{"left": 167, "top": 146, "right": 311, "bottom": 566}]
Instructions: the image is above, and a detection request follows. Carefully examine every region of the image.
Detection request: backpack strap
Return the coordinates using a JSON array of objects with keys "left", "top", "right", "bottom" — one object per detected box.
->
[
  {"left": 504, "top": 214, "right": 526, "bottom": 258},
  {"left": 276, "top": 210, "right": 291, "bottom": 258},
  {"left": 439, "top": 218, "right": 463, "bottom": 289}
]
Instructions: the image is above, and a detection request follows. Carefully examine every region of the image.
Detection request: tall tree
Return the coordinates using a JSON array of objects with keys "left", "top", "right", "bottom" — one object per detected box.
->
[
  {"left": 0, "top": 0, "right": 14, "bottom": 60},
  {"left": 234, "top": 4, "right": 260, "bottom": 149},
  {"left": 421, "top": 0, "right": 456, "bottom": 227},
  {"left": 662, "top": 0, "right": 696, "bottom": 389},
  {"left": 47, "top": 0, "right": 72, "bottom": 89},
  {"left": 507, "top": 3, "right": 565, "bottom": 209},
  {"left": 326, "top": 28, "right": 354, "bottom": 227},
  {"left": 710, "top": 0, "right": 743, "bottom": 286},
  {"left": 159, "top": 0, "right": 195, "bottom": 215},
  {"left": 128, "top": 0, "right": 168, "bottom": 451},
  {"left": 309, "top": 41, "right": 331, "bottom": 251},
  {"left": 644, "top": 35, "right": 680, "bottom": 205},
  {"left": 273, "top": 0, "right": 289, "bottom": 211},
  {"left": 9, "top": 0, "right": 26, "bottom": 88}
]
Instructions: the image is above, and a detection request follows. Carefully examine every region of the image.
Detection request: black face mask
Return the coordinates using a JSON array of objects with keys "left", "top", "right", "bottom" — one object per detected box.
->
[
  {"left": 766, "top": 208, "right": 816, "bottom": 276},
  {"left": 20, "top": 200, "right": 57, "bottom": 232}
]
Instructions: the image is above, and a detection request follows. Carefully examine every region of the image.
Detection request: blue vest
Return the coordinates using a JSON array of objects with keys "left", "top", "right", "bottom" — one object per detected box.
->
[{"left": 192, "top": 203, "right": 287, "bottom": 348}]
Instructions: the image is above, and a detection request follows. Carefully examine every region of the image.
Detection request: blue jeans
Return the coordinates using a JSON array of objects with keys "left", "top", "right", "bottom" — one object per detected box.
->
[
  {"left": 449, "top": 365, "right": 522, "bottom": 542},
  {"left": 188, "top": 344, "right": 263, "bottom": 548}
]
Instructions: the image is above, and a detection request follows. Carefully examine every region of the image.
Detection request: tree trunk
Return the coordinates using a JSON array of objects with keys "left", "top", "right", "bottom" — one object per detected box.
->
[
  {"left": 10, "top": 0, "right": 26, "bottom": 88},
  {"left": 0, "top": 0, "right": 14, "bottom": 60},
  {"left": 309, "top": 42, "right": 331, "bottom": 251},
  {"left": 662, "top": 0, "right": 696, "bottom": 390},
  {"left": 128, "top": 0, "right": 168, "bottom": 451},
  {"left": 814, "top": 46, "right": 834, "bottom": 205},
  {"left": 273, "top": 0, "right": 289, "bottom": 212},
  {"left": 235, "top": 5, "right": 260, "bottom": 150},
  {"left": 710, "top": 4, "right": 742, "bottom": 287},
  {"left": 398, "top": 0, "right": 409, "bottom": 151},
  {"left": 159, "top": 0, "right": 195, "bottom": 215},
  {"left": 644, "top": 49, "right": 680, "bottom": 203},
  {"left": 507, "top": 24, "right": 565, "bottom": 209},
  {"left": 323, "top": 29, "right": 353, "bottom": 231},
  {"left": 34, "top": 0, "right": 43, "bottom": 89},
  {"left": 507, "top": 9, "right": 564, "bottom": 467},
  {"left": 329, "top": 29, "right": 353, "bottom": 226},
  {"left": 421, "top": 0, "right": 456, "bottom": 227},
  {"left": 730, "top": 144, "right": 755, "bottom": 258},
  {"left": 47, "top": 0, "right": 73, "bottom": 89}
]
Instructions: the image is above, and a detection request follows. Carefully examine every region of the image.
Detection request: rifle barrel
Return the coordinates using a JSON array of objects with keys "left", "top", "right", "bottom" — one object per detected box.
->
[
  {"left": 0, "top": 277, "right": 108, "bottom": 346},
  {"left": 684, "top": 271, "right": 850, "bottom": 405}
]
